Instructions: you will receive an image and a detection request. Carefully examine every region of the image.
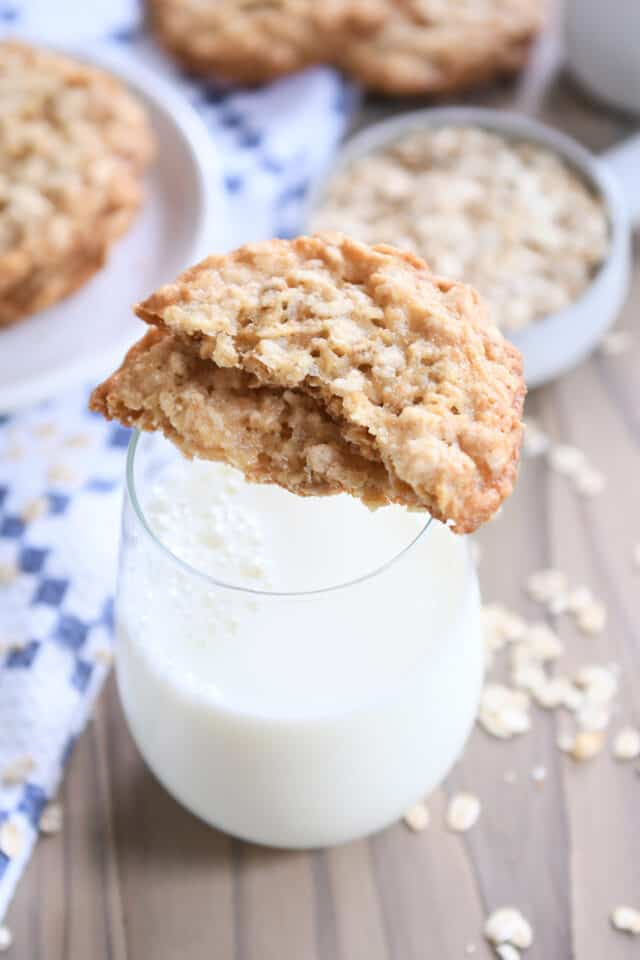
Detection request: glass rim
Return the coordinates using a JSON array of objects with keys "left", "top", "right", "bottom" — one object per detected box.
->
[{"left": 126, "top": 430, "right": 433, "bottom": 598}]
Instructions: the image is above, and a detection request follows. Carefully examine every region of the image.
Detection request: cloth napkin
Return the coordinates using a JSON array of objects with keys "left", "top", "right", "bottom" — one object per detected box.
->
[{"left": 0, "top": 0, "right": 355, "bottom": 920}]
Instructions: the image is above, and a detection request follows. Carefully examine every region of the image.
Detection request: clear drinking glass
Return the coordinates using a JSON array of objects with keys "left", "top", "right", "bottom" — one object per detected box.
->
[{"left": 115, "top": 430, "right": 483, "bottom": 848}]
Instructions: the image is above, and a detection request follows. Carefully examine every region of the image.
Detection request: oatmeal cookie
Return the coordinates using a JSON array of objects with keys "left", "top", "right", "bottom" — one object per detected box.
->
[
  {"left": 147, "top": 0, "right": 385, "bottom": 85},
  {"left": 338, "top": 0, "right": 545, "bottom": 95},
  {"left": 0, "top": 41, "right": 154, "bottom": 327},
  {"left": 91, "top": 234, "right": 525, "bottom": 532}
]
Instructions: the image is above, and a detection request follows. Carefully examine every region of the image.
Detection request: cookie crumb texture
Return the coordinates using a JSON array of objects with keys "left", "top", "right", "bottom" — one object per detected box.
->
[
  {"left": 91, "top": 234, "right": 524, "bottom": 533},
  {"left": 147, "top": 0, "right": 543, "bottom": 94},
  {"left": 0, "top": 41, "right": 155, "bottom": 327}
]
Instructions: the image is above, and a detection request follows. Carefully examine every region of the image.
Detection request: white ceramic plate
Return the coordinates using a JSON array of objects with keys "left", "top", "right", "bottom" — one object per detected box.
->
[{"left": 0, "top": 45, "right": 227, "bottom": 413}]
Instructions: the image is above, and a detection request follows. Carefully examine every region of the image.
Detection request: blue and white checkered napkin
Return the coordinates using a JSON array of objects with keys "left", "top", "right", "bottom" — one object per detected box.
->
[{"left": 0, "top": 0, "right": 355, "bottom": 920}]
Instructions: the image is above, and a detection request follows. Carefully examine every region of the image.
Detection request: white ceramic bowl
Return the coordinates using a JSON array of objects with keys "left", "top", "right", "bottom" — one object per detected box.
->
[
  {"left": 306, "top": 106, "right": 637, "bottom": 389},
  {"left": 0, "top": 44, "right": 226, "bottom": 413}
]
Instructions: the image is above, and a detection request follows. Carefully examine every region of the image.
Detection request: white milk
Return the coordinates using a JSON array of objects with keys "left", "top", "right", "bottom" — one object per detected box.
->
[{"left": 116, "top": 444, "right": 483, "bottom": 847}]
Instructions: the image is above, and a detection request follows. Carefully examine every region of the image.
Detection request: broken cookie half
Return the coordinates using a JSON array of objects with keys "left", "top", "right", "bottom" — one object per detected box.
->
[{"left": 91, "top": 234, "right": 525, "bottom": 533}]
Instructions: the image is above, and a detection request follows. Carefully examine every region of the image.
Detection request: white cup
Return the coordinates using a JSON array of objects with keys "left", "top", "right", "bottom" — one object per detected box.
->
[{"left": 566, "top": 0, "right": 640, "bottom": 115}]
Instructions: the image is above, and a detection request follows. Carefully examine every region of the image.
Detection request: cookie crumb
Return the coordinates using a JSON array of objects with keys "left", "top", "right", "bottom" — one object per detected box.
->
[
  {"left": 612, "top": 727, "right": 640, "bottom": 761},
  {"left": 2, "top": 755, "right": 35, "bottom": 786},
  {"left": 403, "top": 802, "right": 429, "bottom": 832},
  {"left": 611, "top": 906, "right": 640, "bottom": 935},
  {"left": 446, "top": 792, "right": 481, "bottom": 833},
  {"left": 40, "top": 802, "right": 63, "bottom": 836},
  {"left": 485, "top": 907, "right": 533, "bottom": 950}
]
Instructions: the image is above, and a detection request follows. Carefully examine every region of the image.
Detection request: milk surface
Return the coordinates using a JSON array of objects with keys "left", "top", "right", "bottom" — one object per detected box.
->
[
  {"left": 123, "top": 459, "right": 452, "bottom": 717},
  {"left": 116, "top": 447, "right": 483, "bottom": 846}
]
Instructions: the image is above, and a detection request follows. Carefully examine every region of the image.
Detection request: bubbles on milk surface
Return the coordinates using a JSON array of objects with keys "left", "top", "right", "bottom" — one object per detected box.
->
[{"left": 121, "top": 455, "right": 460, "bottom": 715}]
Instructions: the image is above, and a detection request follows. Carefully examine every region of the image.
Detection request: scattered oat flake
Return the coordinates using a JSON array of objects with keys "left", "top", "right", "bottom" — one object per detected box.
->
[
  {"left": 547, "top": 444, "right": 586, "bottom": 476},
  {"left": 531, "top": 765, "right": 547, "bottom": 784},
  {"left": 526, "top": 569, "right": 569, "bottom": 604},
  {"left": 522, "top": 418, "right": 549, "bottom": 458},
  {"left": 2, "top": 755, "right": 35, "bottom": 786},
  {"left": 575, "top": 665, "right": 617, "bottom": 702},
  {"left": 0, "top": 819, "right": 23, "bottom": 859},
  {"left": 496, "top": 945, "right": 520, "bottom": 960},
  {"left": 0, "top": 926, "right": 12, "bottom": 952},
  {"left": 612, "top": 727, "right": 640, "bottom": 761},
  {"left": 403, "top": 802, "right": 429, "bottom": 832},
  {"left": 0, "top": 563, "right": 17, "bottom": 585},
  {"left": 576, "top": 701, "right": 610, "bottom": 732},
  {"left": 446, "top": 792, "right": 481, "bottom": 833},
  {"left": 566, "top": 586, "right": 593, "bottom": 613},
  {"left": 40, "top": 802, "right": 63, "bottom": 836},
  {"left": 520, "top": 622, "right": 563, "bottom": 662},
  {"left": 21, "top": 496, "right": 48, "bottom": 523},
  {"left": 611, "top": 906, "right": 640, "bottom": 935},
  {"left": 600, "top": 329, "right": 632, "bottom": 356},
  {"left": 574, "top": 467, "right": 605, "bottom": 497},
  {"left": 569, "top": 730, "right": 605, "bottom": 761},
  {"left": 532, "top": 676, "right": 582, "bottom": 712},
  {"left": 478, "top": 685, "right": 531, "bottom": 739},
  {"left": 503, "top": 770, "right": 518, "bottom": 785},
  {"left": 485, "top": 908, "right": 533, "bottom": 949},
  {"left": 576, "top": 602, "right": 606, "bottom": 635},
  {"left": 465, "top": 944, "right": 477, "bottom": 955}
]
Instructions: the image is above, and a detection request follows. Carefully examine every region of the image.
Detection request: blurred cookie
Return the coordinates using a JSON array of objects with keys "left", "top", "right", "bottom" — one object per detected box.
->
[
  {"left": 0, "top": 41, "right": 155, "bottom": 327},
  {"left": 339, "top": 0, "right": 544, "bottom": 95},
  {"left": 146, "top": 0, "right": 385, "bottom": 84}
]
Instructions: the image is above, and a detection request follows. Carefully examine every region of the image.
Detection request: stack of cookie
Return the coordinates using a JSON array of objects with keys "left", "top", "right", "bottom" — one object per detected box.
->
[
  {"left": 0, "top": 41, "right": 155, "bottom": 328},
  {"left": 147, "top": 0, "right": 545, "bottom": 95}
]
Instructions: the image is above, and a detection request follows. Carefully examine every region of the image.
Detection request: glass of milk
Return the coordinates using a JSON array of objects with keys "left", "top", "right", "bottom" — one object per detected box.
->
[{"left": 115, "top": 430, "right": 483, "bottom": 848}]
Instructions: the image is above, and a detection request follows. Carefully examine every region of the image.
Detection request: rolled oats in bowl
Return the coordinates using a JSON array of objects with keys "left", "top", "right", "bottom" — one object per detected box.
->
[{"left": 312, "top": 126, "right": 610, "bottom": 333}]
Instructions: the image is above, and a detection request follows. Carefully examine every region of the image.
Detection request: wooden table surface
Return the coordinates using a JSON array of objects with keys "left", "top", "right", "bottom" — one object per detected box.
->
[{"left": 6, "top": 15, "right": 640, "bottom": 960}]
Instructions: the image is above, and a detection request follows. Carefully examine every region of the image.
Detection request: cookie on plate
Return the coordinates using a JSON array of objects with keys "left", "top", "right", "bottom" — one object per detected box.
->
[
  {"left": 147, "top": 0, "right": 385, "bottom": 85},
  {"left": 338, "top": 0, "right": 545, "bottom": 95},
  {"left": 91, "top": 234, "right": 525, "bottom": 533},
  {"left": 0, "top": 41, "right": 155, "bottom": 327}
]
